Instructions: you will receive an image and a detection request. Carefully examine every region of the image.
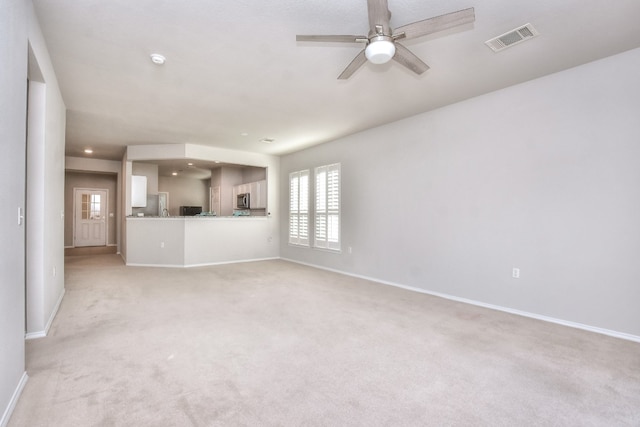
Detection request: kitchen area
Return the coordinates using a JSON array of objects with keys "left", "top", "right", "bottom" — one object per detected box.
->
[
  {"left": 130, "top": 160, "right": 268, "bottom": 218},
  {"left": 123, "top": 143, "right": 280, "bottom": 267}
]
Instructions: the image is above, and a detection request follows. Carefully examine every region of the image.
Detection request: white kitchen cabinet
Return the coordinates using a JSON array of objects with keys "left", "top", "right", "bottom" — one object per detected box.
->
[
  {"left": 234, "top": 183, "right": 249, "bottom": 194},
  {"left": 232, "top": 186, "right": 238, "bottom": 209},
  {"left": 249, "top": 182, "right": 259, "bottom": 208},
  {"left": 251, "top": 180, "right": 267, "bottom": 209},
  {"left": 131, "top": 175, "right": 147, "bottom": 207},
  {"left": 233, "top": 180, "right": 267, "bottom": 209}
]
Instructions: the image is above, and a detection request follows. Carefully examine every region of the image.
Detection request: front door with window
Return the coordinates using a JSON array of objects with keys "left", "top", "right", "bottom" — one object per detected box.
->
[{"left": 74, "top": 189, "right": 107, "bottom": 247}]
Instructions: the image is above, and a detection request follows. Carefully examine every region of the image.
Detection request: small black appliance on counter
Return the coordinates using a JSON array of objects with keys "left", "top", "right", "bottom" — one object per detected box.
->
[{"left": 179, "top": 206, "right": 202, "bottom": 216}]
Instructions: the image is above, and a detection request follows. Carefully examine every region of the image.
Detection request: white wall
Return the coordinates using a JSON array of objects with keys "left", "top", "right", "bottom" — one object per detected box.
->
[
  {"left": 126, "top": 217, "right": 277, "bottom": 267},
  {"left": 280, "top": 48, "right": 640, "bottom": 339}
]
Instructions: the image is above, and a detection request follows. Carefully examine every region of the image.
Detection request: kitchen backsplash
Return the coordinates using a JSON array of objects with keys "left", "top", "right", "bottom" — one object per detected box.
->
[{"left": 132, "top": 194, "right": 159, "bottom": 216}]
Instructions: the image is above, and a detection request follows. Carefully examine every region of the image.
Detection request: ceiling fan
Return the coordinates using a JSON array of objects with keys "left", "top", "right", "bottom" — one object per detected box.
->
[{"left": 296, "top": 0, "right": 475, "bottom": 79}]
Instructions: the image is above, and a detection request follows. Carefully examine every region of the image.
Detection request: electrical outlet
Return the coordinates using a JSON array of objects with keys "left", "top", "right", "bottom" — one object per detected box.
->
[
  {"left": 512, "top": 268, "right": 520, "bottom": 279},
  {"left": 348, "top": 246, "right": 353, "bottom": 254},
  {"left": 160, "top": 242, "right": 165, "bottom": 248}
]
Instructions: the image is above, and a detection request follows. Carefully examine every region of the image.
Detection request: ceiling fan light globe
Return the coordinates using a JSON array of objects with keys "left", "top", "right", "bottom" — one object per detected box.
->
[{"left": 365, "top": 40, "right": 396, "bottom": 64}]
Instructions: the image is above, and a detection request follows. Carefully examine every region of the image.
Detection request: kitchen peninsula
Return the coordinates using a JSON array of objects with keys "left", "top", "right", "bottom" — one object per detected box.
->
[
  {"left": 126, "top": 215, "right": 275, "bottom": 267},
  {"left": 123, "top": 143, "right": 280, "bottom": 267}
]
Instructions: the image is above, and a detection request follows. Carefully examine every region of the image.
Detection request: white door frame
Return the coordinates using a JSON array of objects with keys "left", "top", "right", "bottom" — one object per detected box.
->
[{"left": 73, "top": 187, "right": 109, "bottom": 247}]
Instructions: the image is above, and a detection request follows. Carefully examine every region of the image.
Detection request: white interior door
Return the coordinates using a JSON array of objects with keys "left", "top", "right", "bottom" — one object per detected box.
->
[{"left": 74, "top": 189, "right": 107, "bottom": 247}]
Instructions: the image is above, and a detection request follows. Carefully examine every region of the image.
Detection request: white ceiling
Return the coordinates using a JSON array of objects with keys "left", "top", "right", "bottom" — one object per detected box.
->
[{"left": 33, "top": 0, "right": 640, "bottom": 160}]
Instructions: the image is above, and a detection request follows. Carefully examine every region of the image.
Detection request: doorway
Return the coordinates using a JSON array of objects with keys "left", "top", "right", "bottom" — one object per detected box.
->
[{"left": 73, "top": 188, "right": 108, "bottom": 247}]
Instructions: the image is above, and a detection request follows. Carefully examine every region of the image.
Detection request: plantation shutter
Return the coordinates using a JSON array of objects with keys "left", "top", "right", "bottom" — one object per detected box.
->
[
  {"left": 314, "top": 163, "right": 340, "bottom": 251},
  {"left": 289, "top": 170, "right": 309, "bottom": 246}
]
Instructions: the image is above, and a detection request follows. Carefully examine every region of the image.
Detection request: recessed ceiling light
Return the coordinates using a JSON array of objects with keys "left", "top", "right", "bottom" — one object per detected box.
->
[
  {"left": 187, "top": 162, "right": 194, "bottom": 166},
  {"left": 84, "top": 148, "right": 93, "bottom": 154},
  {"left": 259, "top": 138, "right": 275, "bottom": 144},
  {"left": 240, "top": 132, "right": 249, "bottom": 137},
  {"left": 171, "top": 172, "right": 178, "bottom": 176},
  {"left": 150, "top": 53, "right": 166, "bottom": 65}
]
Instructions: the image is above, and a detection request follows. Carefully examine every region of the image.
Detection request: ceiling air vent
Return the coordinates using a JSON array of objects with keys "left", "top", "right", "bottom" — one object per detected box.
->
[{"left": 485, "top": 23, "right": 539, "bottom": 52}]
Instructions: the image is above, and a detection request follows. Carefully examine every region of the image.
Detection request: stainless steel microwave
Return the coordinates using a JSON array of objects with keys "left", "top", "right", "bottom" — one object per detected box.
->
[{"left": 237, "top": 193, "right": 250, "bottom": 209}]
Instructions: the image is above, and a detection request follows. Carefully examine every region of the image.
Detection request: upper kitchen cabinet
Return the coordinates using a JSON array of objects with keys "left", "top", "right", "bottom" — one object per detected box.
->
[
  {"left": 231, "top": 179, "right": 267, "bottom": 210},
  {"left": 131, "top": 175, "right": 147, "bottom": 207},
  {"left": 250, "top": 180, "right": 267, "bottom": 209}
]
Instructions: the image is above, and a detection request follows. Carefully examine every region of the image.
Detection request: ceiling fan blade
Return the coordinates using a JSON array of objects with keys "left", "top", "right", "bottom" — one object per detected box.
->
[
  {"left": 338, "top": 49, "right": 367, "bottom": 80},
  {"left": 296, "top": 35, "right": 367, "bottom": 43},
  {"left": 367, "top": 0, "right": 391, "bottom": 35},
  {"left": 392, "top": 44, "right": 430, "bottom": 75},
  {"left": 394, "top": 7, "right": 475, "bottom": 41}
]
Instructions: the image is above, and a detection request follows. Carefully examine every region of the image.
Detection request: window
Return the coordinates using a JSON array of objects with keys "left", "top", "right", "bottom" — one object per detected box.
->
[
  {"left": 81, "top": 193, "right": 102, "bottom": 220},
  {"left": 289, "top": 170, "right": 309, "bottom": 246},
  {"left": 314, "top": 163, "right": 340, "bottom": 251}
]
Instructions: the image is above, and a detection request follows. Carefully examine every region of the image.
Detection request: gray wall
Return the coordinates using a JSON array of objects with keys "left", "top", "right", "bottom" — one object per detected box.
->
[
  {"left": 1, "top": 0, "right": 66, "bottom": 422},
  {"left": 0, "top": 0, "right": 28, "bottom": 422},
  {"left": 242, "top": 166, "right": 267, "bottom": 183},
  {"left": 64, "top": 172, "right": 118, "bottom": 247},
  {"left": 25, "top": 0, "right": 66, "bottom": 339},
  {"left": 158, "top": 176, "right": 210, "bottom": 216},
  {"left": 132, "top": 162, "right": 159, "bottom": 194},
  {"left": 66, "top": 156, "right": 123, "bottom": 253},
  {"left": 219, "top": 166, "right": 243, "bottom": 215},
  {"left": 280, "top": 48, "right": 640, "bottom": 338}
]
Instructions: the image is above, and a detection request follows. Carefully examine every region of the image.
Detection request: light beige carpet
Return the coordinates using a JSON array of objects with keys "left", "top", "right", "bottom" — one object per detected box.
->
[{"left": 9, "top": 255, "right": 640, "bottom": 426}]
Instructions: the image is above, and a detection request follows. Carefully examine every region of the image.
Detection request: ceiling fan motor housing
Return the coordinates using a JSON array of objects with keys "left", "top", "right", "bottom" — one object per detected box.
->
[{"left": 365, "top": 35, "right": 396, "bottom": 64}]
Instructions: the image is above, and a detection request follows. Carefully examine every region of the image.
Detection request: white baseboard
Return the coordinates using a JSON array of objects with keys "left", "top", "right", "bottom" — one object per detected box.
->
[
  {"left": 24, "top": 331, "right": 46, "bottom": 340},
  {"left": 25, "top": 288, "right": 65, "bottom": 340},
  {"left": 184, "top": 257, "right": 279, "bottom": 268},
  {"left": 0, "top": 372, "right": 28, "bottom": 427},
  {"left": 66, "top": 244, "right": 117, "bottom": 248},
  {"left": 126, "top": 262, "right": 185, "bottom": 268},
  {"left": 126, "top": 257, "right": 279, "bottom": 269},
  {"left": 281, "top": 258, "right": 640, "bottom": 344}
]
